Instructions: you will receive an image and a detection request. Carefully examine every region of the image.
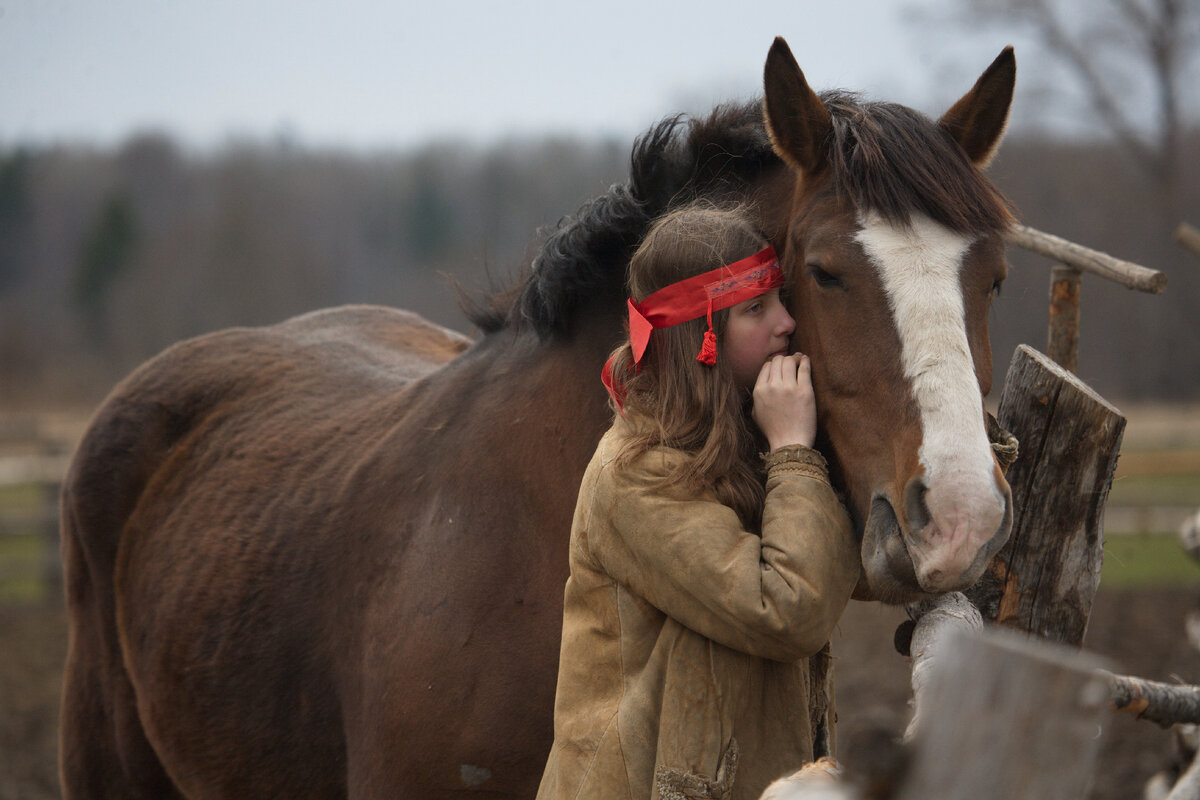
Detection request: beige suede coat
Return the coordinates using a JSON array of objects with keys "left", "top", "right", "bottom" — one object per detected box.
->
[{"left": 537, "top": 422, "right": 859, "bottom": 800}]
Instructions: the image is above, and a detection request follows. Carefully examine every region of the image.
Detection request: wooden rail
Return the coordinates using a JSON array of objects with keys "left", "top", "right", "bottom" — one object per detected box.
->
[
  {"left": 0, "top": 453, "right": 72, "bottom": 487},
  {"left": 1007, "top": 223, "right": 1167, "bottom": 294},
  {"left": 1004, "top": 223, "right": 1166, "bottom": 374}
]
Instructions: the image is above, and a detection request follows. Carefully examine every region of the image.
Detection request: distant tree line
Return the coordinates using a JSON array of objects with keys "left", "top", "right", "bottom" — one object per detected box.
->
[
  {"left": 0, "top": 133, "right": 627, "bottom": 401},
  {"left": 0, "top": 122, "right": 1195, "bottom": 405}
]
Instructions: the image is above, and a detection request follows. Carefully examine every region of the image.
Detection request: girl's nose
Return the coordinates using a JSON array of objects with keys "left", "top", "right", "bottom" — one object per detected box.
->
[{"left": 775, "top": 306, "right": 796, "bottom": 336}]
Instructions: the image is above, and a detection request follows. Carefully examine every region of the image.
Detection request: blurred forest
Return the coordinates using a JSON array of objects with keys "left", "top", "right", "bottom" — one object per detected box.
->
[
  {"left": 0, "top": 122, "right": 1196, "bottom": 406},
  {"left": 0, "top": 134, "right": 628, "bottom": 403}
]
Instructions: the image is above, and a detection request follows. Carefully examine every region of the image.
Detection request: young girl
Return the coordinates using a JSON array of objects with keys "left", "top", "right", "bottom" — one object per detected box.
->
[{"left": 537, "top": 205, "right": 860, "bottom": 800}]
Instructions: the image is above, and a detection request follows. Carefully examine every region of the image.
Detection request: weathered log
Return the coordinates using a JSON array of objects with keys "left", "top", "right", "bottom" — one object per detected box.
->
[
  {"left": 1109, "top": 673, "right": 1200, "bottom": 728},
  {"left": 1165, "top": 755, "right": 1200, "bottom": 800},
  {"left": 1006, "top": 223, "right": 1167, "bottom": 293},
  {"left": 1144, "top": 726, "right": 1200, "bottom": 800},
  {"left": 1165, "top": 726, "right": 1200, "bottom": 800},
  {"left": 966, "top": 345, "right": 1125, "bottom": 646},
  {"left": 1176, "top": 222, "right": 1200, "bottom": 258},
  {"left": 896, "top": 626, "right": 1111, "bottom": 800},
  {"left": 764, "top": 594, "right": 1200, "bottom": 799},
  {"left": 1181, "top": 508, "right": 1200, "bottom": 563},
  {"left": 758, "top": 758, "right": 858, "bottom": 800},
  {"left": 903, "top": 596, "right": 1200, "bottom": 732},
  {"left": 904, "top": 593, "right": 982, "bottom": 741}
]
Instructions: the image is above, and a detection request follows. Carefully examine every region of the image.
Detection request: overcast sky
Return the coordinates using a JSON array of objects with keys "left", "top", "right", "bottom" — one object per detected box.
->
[{"left": 2, "top": 0, "right": 1041, "bottom": 152}]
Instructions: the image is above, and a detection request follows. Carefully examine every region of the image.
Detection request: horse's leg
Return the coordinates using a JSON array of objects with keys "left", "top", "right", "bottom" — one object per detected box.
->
[{"left": 58, "top": 439, "right": 184, "bottom": 799}]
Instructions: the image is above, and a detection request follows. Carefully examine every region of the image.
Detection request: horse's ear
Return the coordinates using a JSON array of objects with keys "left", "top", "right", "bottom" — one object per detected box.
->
[
  {"left": 763, "top": 37, "right": 832, "bottom": 177},
  {"left": 939, "top": 46, "right": 1016, "bottom": 168}
]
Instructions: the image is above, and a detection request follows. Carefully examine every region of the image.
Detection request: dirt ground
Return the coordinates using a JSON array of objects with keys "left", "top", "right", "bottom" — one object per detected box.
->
[{"left": 2, "top": 587, "right": 1198, "bottom": 798}]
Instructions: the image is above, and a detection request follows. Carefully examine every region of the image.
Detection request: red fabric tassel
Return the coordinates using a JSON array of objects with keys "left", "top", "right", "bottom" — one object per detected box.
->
[
  {"left": 696, "top": 330, "right": 717, "bottom": 365},
  {"left": 696, "top": 298, "right": 717, "bottom": 365}
]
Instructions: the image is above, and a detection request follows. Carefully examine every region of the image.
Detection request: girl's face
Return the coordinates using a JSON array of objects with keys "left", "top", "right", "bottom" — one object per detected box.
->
[{"left": 723, "top": 288, "right": 796, "bottom": 390}]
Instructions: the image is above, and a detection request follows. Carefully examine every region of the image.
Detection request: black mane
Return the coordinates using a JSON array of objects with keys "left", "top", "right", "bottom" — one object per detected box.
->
[
  {"left": 820, "top": 90, "right": 1014, "bottom": 234},
  {"left": 463, "top": 92, "right": 1013, "bottom": 337},
  {"left": 464, "top": 101, "right": 781, "bottom": 337}
]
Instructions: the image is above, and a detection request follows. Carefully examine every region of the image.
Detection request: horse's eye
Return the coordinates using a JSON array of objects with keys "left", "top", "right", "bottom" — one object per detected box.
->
[
  {"left": 989, "top": 278, "right": 1004, "bottom": 298},
  {"left": 809, "top": 264, "right": 843, "bottom": 289}
]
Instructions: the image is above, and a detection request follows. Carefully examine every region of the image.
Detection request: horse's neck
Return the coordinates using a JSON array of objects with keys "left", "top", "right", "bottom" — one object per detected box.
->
[{"left": 484, "top": 310, "right": 622, "bottom": 460}]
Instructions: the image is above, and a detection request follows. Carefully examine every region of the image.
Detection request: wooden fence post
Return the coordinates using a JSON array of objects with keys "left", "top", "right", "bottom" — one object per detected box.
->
[
  {"left": 1047, "top": 265, "right": 1082, "bottom": 371},
  {"left": 966, "top": 345, "right": 1125, "bottom": 646},
  {"left": 896, "top": 627, "right": 1111, "bottom": 800},
  {"left": 761, "top": 626, "right": 1114, "bottom": 800},
  {"left": 1177, "top": 222, "right": 1200, "bottom": 258}
]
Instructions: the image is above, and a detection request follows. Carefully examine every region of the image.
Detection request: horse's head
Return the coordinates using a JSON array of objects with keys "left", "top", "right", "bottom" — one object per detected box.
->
[{"left": 762, "top": 38, "right": 1017, "bottom": 603}]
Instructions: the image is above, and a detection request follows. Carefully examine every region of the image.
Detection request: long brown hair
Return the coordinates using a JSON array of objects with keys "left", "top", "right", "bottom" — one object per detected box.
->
[{"left": 609, "top": 203, "right": 772, "bottom": 529}]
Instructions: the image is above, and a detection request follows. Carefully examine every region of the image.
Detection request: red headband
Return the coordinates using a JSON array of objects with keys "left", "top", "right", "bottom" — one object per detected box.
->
[
  {"left": 630, "top": 245, "right": 782, "bottom": 365},
  {"left": 602, "top": 245, "right": 783, "bottom": 409}
]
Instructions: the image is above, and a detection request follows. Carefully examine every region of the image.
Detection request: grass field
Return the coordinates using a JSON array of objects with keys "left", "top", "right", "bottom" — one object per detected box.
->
[
  {"left": 1109, "top": 469, "right": 1200, "bottom": 504},
  {"left": 0, "top": 534, "right": 54, "bottom": 604},
  {"left": 1102, "top": 532, "right": 1200, "bottom": 589},
  {"left": 0, "top": 482, "right": 59, "bottom": 604}
]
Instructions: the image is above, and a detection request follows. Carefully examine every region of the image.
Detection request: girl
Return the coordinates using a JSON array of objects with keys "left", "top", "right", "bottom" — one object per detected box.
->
[{"left": 537, "top": 205, "right": 860, "bottom": 800}]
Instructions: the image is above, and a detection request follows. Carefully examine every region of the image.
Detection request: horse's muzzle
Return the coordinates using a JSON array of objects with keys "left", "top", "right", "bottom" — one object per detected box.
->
[{"left": 861, "top": 485, "right": 1012, "bottom": 602}]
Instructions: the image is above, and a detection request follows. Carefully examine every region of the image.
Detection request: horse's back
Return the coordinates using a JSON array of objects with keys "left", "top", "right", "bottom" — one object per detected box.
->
[
  {"left": 65, "top": 303, "right": 467, "bottom": 547},
  {"left": 61, "top": 303, "right": 467, "bottom": 609},
  {"left": 59, "top": 305, "right": 470, "bottom": 799}
]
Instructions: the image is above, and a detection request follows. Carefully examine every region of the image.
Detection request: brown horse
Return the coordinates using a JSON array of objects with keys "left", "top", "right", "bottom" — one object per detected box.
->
[
  {"left": 761, "top": 38, "right": 1016, "bottom": 601},
  {"left": 59, "top": 39, "right": 1016, "bottom": 799}
]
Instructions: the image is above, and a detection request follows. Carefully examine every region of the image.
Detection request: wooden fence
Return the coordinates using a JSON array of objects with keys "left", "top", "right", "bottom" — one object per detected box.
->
[
  {"left": 0, "top": 420, "right": 71, "bottom": 598},
  {"left": 765, "top": 224, "right": 1197, "bottom": 798}
]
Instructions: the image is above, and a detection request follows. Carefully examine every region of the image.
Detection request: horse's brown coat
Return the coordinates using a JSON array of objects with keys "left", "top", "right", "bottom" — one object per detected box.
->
[
  {"left": 61, "top": 306, "right": 629, "bottom": 798},
  {"left": 60, "top": 42, "right": 1019, "bottom": 799},
  {"left": 762, "top": 38, "right": 1016, "bottom": 601}
]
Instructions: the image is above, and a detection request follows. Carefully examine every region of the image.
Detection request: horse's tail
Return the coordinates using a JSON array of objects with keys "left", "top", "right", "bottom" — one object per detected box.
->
[{"left": 59, "top": 386, "right": 190, "bottom": 799}]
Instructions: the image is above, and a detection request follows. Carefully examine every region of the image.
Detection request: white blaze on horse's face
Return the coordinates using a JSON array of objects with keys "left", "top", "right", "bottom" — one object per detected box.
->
[{"left": 856, "top": 211, "right": 1008, "bottom": 593}]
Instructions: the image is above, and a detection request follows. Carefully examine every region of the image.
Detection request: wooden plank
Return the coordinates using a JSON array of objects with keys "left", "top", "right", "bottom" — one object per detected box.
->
[
  {"left": 1006, "top": 223, "right": 1166, "bottom": 293},
  {"left": 966, "top": 345, "right": 1125, "bottom": 646},
  {"left": 0, "top": 453, "right": 71, "bottom": 486},
  {"left": 896, "top": 627, "right": 1111, "bottom": 800},
  {"left": 1108, "top": 672, "right": 1200, "bottom": 726}
]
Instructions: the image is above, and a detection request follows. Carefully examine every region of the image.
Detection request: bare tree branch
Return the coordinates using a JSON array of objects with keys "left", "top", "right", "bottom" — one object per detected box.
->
[
  {"left": 1026, "top": 0, "right": 1162, "bottom": 175},
  {"left": 1109, "top": 672, "right": 1200, "bottom": 728},
  {"left": 946, "top": 0, "right": 1199, "bottom": 195}
]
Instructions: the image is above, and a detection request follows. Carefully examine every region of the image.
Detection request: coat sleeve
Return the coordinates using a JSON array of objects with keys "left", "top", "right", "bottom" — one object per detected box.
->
[{"left": 585, "top": 445, "right": 859, "bottom": 662}]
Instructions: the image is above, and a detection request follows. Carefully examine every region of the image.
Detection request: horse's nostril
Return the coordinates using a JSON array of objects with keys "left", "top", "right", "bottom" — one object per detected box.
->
[{"left": 903, "top": 476, "right": 930, "bottom": 532}]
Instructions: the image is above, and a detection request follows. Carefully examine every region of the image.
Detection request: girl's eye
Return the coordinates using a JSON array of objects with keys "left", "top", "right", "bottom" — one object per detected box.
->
[{"left": 809, "top": 264, "right": 843, "bottom": 289}]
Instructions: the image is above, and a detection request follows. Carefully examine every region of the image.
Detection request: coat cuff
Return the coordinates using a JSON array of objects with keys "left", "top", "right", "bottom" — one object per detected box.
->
[{"left": 761, "top": 445, "right": 831, "bottom": 485}]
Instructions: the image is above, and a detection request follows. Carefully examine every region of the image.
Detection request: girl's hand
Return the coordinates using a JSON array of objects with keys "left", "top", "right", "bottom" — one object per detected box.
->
[{"left": 751, "top": 353, "right": 817, "bottom": 451}]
